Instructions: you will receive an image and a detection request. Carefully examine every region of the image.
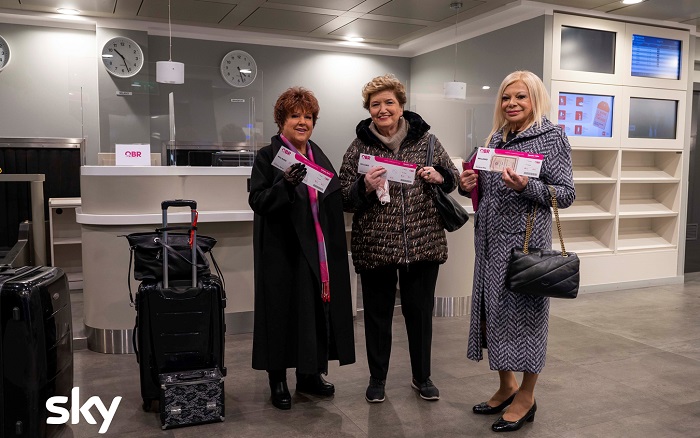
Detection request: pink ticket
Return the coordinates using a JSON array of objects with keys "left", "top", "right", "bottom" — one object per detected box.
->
[
  {"left": 357, "top": 154, "right": 417, "bottom": 184},
  {"left": 473, "top": 147, "right": 543, "bottom": 178},
  {"left": 271, "top": 146, "right": 334, "bottom": 193}
]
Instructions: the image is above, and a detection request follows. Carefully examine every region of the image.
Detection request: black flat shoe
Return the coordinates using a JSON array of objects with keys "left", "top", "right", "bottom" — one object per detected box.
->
[
  {"left": 491, "top": 401, "right": 537, "bottom": 432},
  {"left": 472, "top": 392, "right": 517, "bottom": 415},
  {"left": 296, "top": 373, "right": 335, "bottom": 396},
  {"left": 270, "top": 381, "right": 291, "bottom": 410}
]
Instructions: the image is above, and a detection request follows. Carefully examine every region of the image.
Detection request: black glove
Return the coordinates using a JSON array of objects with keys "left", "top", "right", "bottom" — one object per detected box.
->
[{"left": 283, "top": 162, "right": 307, "bottom": 186}]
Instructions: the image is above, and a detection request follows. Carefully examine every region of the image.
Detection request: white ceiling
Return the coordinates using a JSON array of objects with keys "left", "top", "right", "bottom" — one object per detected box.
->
[{"left": 0, "top": 0, "right": 697, "bottom": 48}]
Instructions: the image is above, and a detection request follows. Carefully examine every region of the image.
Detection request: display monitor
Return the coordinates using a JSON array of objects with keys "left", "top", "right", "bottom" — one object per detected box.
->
[
  {"left": 560, "top": 26, "right": 616, "bottom": 74},
  {"left": 628, "top": 97, "right": 677, "bottom": 139},
  {"left": 631, "top": 34, "right": 681, "bottom": 80},
  {"left": 557, "top": 92, "right": 614, "bottom": 138}
]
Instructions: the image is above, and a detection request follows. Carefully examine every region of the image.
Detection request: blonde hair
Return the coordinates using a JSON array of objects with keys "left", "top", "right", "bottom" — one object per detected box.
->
[
  {"left": 486, "top": 70, "right": 551, "bottom": 146},
  {"left": 361, "top": 74, "right": 407, "bottom": 110}
]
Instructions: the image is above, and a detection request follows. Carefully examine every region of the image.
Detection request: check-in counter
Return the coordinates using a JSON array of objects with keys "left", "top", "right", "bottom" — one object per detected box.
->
[
  {"left": 77, "top": 166, "right": 255, "bottom": 354},
  {"left": 77, "top": 165, "right": 476, "bottom": 354}
]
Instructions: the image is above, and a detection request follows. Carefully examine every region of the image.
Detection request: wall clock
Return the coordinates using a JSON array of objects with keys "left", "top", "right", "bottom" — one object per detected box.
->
[
  {"left": 0, "top": 35, "right": 10, "bottom": 72},
  {"left": 220, "top": 50, "right": 258, "bottom": 87},
  {"left": 101, "top": 36, "right": 144, "bottom": 78}
]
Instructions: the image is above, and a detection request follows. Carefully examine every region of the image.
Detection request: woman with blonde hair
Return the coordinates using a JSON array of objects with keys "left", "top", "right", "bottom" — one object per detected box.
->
[{"left": 459, "top": 71, "right": 575, "bottom": 432}]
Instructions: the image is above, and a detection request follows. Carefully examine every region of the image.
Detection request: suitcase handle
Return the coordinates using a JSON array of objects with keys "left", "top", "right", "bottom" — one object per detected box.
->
[
  {"left": 161, "top": 199, "right": 197, "bottom": 210},
  {"left": 176, "top": 370, "right": 206, "bottom": 381},
  {"left": 161, "top": 199, "right": 198, "bottom": 288}
]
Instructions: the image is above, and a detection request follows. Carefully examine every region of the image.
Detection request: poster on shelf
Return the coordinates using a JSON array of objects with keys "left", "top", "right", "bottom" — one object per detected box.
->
[{"left": 557, "top": 93, "right": 613, "bottom": 138}]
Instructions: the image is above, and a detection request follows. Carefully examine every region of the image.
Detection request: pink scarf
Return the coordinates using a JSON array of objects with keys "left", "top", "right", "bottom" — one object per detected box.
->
[{"left": 280, "top": 135, "right": 330, "bottom": 302}]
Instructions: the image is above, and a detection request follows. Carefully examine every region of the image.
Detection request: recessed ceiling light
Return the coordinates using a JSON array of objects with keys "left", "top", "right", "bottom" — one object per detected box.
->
[
  {"left": 338, "top": 41, "right": 365, "bottom": 47},
  {"left": 621, "top": 0, "right": 645, "bottom": 4},
  {"left": 57, "top": 8, "right": 80, "bottom": 15},
  {"left": 482, "top": 85, "right": 491, "bottom": 90},
  {"left": 345, "top": 36, "right": 364, "bottom": 42}
]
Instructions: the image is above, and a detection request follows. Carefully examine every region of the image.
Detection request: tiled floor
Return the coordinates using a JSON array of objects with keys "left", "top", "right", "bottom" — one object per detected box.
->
[{"left": 58, "top": 273, "right": 700, "bottom": 437}]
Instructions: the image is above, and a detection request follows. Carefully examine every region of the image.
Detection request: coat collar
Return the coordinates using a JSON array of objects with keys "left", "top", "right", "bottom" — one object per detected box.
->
[{"left": 495, "top": 117, "right": 557, "bottom": 145}]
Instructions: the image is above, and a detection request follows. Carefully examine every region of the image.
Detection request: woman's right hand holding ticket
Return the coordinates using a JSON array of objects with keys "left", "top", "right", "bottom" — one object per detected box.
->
[
  {"left": 364, "top": 166, "right": 387, "bottom": 193},
  {"left": 460, "top": 169, "right": 478, "bottom": 192}
]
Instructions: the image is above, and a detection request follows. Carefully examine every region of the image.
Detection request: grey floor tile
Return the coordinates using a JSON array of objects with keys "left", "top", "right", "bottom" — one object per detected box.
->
[{"left": 62, "top": 275, "right": 700, "bottom": 437}]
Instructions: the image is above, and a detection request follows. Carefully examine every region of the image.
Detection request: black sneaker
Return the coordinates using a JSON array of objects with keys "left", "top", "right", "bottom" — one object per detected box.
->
[
  {"left": 365, "top": 377, "right": 386, "bottom": 403},
  {"left": 411, "top": 378, "right": 440, "bottom": 401}
]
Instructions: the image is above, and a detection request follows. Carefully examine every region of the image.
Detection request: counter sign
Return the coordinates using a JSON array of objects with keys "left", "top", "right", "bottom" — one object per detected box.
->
[{"left": 115, "top": 144, "right": 150, "bottom": 166}]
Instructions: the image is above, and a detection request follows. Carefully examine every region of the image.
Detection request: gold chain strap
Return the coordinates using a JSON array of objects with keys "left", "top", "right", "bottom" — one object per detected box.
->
[{"left": 523, "top": 185, "right": 568, "bottom": 257}]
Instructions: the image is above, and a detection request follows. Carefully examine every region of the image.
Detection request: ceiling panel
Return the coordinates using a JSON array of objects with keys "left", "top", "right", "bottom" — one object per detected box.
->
[
  {"left": 20, "top": 0, "right": 116, "bottom": 13},
  {"left": 114, "top": 0, "right": 141, "bottom": 16},
  {"left": 241, "top": 7, "right": 337, "bottom": 32},
  {"left": 330, "top": 17, "right": 425, "bottom": 41},
  {"left": 266, "top": 0, "right": 363, "bottom": 10},
  {"left": 138, "top": 0, "right": 235, "bottom": 24},
  {"left": 369, "top": 0, "right": 484, "bottom": 22},
  {"left": 607, "top": 0, "right": 700, "bottom": 22},
  {"left": 532, "top": 0, "right": 617, "bottom": 8},
  {"left": 0, "top": 0, "right": 696, "bottom": 48}
]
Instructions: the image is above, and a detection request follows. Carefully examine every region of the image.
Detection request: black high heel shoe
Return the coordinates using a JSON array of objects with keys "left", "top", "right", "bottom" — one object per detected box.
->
[
  {"left": 491, "top": 401, "right": 537, "bottom": 432},
  {"left": 472, "top": 392, "right": 517, "bottom": 415}
]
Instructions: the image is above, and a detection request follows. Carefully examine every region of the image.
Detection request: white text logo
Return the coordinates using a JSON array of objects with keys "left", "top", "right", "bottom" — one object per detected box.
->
[{"left": 46, "top": 387, "right": 122, "bottom": 434}]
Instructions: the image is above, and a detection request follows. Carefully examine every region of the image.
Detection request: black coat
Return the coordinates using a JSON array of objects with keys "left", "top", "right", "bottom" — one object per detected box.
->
[{"left": 249, "top": 135, "right": 356, "bottom": 373}]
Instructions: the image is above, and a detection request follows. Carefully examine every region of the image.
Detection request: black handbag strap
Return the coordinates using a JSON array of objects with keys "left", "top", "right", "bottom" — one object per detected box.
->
[
  {"left": 426, "top": 134, "right": 435, "bottom": 167},
  {"left": 523, "top": 185, "right": 568, "bottom": 256}
]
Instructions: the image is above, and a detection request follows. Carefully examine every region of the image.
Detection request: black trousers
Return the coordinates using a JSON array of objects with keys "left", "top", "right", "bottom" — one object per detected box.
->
[{"left": 360, "top": 261, "right": 439, "bottom": 382}]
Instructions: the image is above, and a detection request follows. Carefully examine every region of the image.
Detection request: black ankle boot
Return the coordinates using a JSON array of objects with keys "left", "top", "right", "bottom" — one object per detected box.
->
[
  {"left": 268, "top": 371, "right": 291, "bottom": 410},
  {"left": 296, "top": 372, "right": 335, "bottom": 396}
]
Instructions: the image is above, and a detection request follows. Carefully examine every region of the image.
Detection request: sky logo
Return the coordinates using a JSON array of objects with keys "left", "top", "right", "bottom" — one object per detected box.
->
[{"left": 46, "top": 387, "right": 122, "bottom": 434}]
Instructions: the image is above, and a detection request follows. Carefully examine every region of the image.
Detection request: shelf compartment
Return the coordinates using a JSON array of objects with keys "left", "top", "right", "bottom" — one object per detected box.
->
[
  {"left": 572, "top": 149, "right": 618, "bottom": 182},
  {"left": 618, "top": 183, "right": 679, "bottom": 218},
  {"left": 618, "top": 217, "right": 677, "bottom": 250},
  {"left": 554, "top": 219, "right": 614, "bottom": 254},
  {"left": 620, "top": 150, "right": 682, "bottom": 182},
  {"left": 560, "top": 183, "right": 616, "bottom": 220}
]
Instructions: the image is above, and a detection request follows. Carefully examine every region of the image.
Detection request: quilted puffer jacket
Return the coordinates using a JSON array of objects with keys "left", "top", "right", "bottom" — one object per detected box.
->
[{"left": 339, "top": 111, "right": 459, "bottom": 272}]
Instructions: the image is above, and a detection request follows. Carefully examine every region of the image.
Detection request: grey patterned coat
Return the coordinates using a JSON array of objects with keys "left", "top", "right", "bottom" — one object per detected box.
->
[
  {"left": 339, "top": 111, "right": 459, "bottom": 272},
  {"left": 465, "top": 117, "right": 575, "bottom": 374}
]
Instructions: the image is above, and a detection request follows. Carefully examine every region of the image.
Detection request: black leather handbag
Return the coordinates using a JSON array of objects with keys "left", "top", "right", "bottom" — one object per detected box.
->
[
  {"left": 506, "top": 186, "right": 579, "bottom": 299},
  {"left": 125, "top": 227, "right": 217, "bottom": 282},
  {"left": 426, "top": 134, "right": 469, "bottom": 232}
]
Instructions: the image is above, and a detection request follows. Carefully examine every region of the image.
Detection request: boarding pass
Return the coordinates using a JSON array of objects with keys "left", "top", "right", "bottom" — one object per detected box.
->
[
  {"left": 271, "top": 146, "right": 334, "bottom": 193},
  {"left": 473, "top": 147, "right": 544, "bottom": 178},
  {"left": 357, "top": 154, "right": 417, "bottom": 184}
]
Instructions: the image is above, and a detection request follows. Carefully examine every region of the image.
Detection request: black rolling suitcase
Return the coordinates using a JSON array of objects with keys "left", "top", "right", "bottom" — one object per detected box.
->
[
  {"left": 0, "top": 266, "right": 73, "bottom": 438},
  {"left": 131, "top": 200, "right": 226, "bottom": 416}
]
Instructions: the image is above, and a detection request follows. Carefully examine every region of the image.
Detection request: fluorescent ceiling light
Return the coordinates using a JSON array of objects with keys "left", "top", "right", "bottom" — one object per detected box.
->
[
  {"left": 338, "top": 41, "right": 365, "bottom": 47},
  {"left": 345, "top": 36, "right": 364, "bottom": 42},
  {"left": 482, "top": 85, "right": 490, "bottom": 90},
  {"left": 621, "top": 0, "right": 645, "bottom": 4},
  {"left": 57, "top": 8, "right": 80, "bottom": 15}
]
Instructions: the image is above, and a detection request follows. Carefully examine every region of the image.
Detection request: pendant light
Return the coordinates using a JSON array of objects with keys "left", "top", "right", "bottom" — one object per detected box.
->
[
  {"left": 444, "top": 2, "right": 466, "bottom": 100},
  {"left": 156, "top": 0, "right": 184, "bottom": 84}
]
